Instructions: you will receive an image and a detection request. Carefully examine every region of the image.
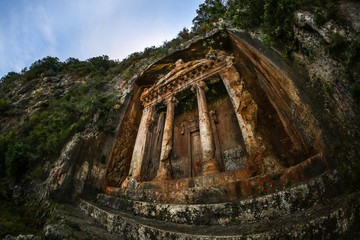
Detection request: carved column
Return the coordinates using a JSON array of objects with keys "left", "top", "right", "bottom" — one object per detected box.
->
[
  {"left": 193, "top": 81, "right": 220, "bottom": 175},
  {"left": 122, "top": 104, "right": 153, "bottom": 187},
  {"left": 220, "top": 63, "right": 283, "bottom": 173},
  {"left": 219, "top": 65, "right": 258, "bottom": 152},
  {"left": 154, "top": 96, "right": 177, "bottom": 181}
]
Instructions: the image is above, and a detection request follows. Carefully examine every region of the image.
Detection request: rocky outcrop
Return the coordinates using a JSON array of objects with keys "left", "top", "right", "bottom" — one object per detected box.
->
[
  {"left": 44, "top": 131, "right": 112, "bottom": 202},
  {"left": 3, "top": 235, "right": 41, "bottom": 240},
  {"left": 293, "top": 4, "right": 359, "bottom": 122}
]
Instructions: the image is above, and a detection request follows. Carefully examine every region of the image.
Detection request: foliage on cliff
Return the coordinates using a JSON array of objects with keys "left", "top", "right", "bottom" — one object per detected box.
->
[
  {"left": 191, "top": 0, "right": 360, "bottom": 102},
  {"left": 0, "top": 24, "right": 198, "bottom": 182},
  {"left": 0, "top": 56, "right": 119, "bottom": 181}
]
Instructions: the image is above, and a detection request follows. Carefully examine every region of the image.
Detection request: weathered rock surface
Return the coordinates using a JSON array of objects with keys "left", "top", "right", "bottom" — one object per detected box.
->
[
  {"left": 293, "top": 5, "right": 359, "bottom": 126},
  {"left": 44, "top": 131, "right": 111, "bottom": 202},
  {"left": 25, "top": 25, "right": 360, "bottom": 239},
  {"left": 80, "top": 187, "right": 360, "bottom": 239},
  {"left": 96, "top": 170, "right": 345, "bottom": 226},
  {"left": 3, "top": 235, "right": 41, "bottom": 240},
  {"left": 40, "top": 204, "right": 123, "bottom": 240}
]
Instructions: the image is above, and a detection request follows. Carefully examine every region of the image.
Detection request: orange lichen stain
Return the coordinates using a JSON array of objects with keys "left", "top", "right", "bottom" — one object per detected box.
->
[
  {"left": 57, "top": 174, "right": 64, "bottom": 185},
  {"left": 105, "top": 186, "right": 119, "bottom": 195}
]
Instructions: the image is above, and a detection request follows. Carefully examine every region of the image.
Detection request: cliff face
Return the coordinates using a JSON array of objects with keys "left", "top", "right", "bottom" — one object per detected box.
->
[
  {"left": 0, "top": 18, "right": 358, "bottom": 203},
  {"left": 0, "top": 1, "right": 359, "bottom": 238},
  {"left": 291, "top": 2, "right": 360, "bottom": 168},
  {"left": 45, "top": 23, "right": 359, "bottom": 204}
]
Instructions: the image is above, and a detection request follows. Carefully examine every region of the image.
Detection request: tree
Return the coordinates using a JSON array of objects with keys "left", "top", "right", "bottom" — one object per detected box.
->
[
  {"left": 177, "top": 27, "right": 191, "bottom": 40},
  {"left": 5, "top": 141, "right": 35, "bottom": 180},
  {"left": 65, "top": 57, "right": 80, "bottom": 65},
  {"left": 25, "top": 56, "right": 63, "bottom": 79},
  {"left": 225, "top": 0, "right": 265, "bottom": 30},
  {"left": 0, "top": 71, "right": 21, "bottom": 83},
  {"left": 0, "top": 132, "right": 15, "bottom": 177},
  {"left": 192, "top": 0, "right": 227, "bottom": 31}
]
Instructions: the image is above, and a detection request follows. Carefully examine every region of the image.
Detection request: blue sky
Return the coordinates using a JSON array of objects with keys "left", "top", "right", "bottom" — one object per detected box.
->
[{"left": 0, "top": 0, "right": 203, "bottom": 77}]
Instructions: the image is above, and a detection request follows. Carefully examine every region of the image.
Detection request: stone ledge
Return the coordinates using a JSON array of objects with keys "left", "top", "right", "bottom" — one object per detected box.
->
[
  {"left": 80, "top": 191, "right": 360, "bottom": 239},
  {"left": 97, "top": 169, "right": 343, "bottom": 226},
  {"left": 105, "top": 153, "right": 327, "bottom": 203}
]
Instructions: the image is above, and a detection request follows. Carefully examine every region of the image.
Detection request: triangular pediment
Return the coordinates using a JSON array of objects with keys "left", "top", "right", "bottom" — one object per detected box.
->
[{"left": 140, "top": 51, "right": 232, "bottom": 106}]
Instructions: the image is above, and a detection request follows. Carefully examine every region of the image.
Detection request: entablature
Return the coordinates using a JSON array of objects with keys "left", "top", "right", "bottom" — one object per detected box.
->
[{"left": 140, "top": 51, "right": 234, "bottom": 107}]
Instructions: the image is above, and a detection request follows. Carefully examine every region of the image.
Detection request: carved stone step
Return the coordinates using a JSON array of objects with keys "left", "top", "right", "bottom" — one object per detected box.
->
[
  {"left": 79, "top": 191, "right": 360, "bottom": 239},
  {"left": 97, "top": 170, "right": 344, "bottom": 226}
]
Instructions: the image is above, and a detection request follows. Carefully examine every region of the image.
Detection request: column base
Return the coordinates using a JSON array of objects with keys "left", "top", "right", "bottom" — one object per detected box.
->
[
  {"left": 153, "top": 170, "right": 172, "bottom": 181},
  {"left": 200, "top": 158, "right": 220, "bottom": 176},
  {"left": 121, "top": 178, "right": 129, "bottom": 188},
  {"left": 121, "top": 175, "right": 141, "bottom": 189},
  {"left": 153, "top": 175, "right": 171, "bottom": 181}
]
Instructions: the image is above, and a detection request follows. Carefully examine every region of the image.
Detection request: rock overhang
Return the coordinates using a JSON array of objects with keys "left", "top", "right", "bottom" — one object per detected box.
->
[{"left": 135, "top": 29, "right": 231, "bottom": 87}]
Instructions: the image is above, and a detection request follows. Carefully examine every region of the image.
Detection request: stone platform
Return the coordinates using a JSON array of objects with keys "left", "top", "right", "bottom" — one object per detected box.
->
[
  {"left": 97, "top": 170, "right": 338, "bottom": 226},
  {"left": 80, "top": 169, "right": 360, "bottom": 239},
  {"left": 105, "top": 153, "right": 326, "bottom": 203}
]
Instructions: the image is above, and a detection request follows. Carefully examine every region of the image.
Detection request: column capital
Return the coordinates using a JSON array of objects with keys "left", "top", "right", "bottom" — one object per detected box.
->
[
  {"left": 164, "top": 95, "right": 178, "bottom": 106},
  {"left": 191, "top": 80, "right": 208, "bottom": 93}
]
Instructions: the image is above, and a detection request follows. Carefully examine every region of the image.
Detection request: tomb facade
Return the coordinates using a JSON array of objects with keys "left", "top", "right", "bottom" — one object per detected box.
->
[{"left": 104, "top": 35, "right": 326, "bottom": 203}]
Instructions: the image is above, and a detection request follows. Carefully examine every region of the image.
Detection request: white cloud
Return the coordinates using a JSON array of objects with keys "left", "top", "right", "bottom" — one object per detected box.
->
[
  {"left": 0, "top": 35, "right": 3, "bottom": 55},
  {"left": 0, "top": 1, "right": 60, "bottom": 76},
  {"left": 72, "top": 0, "right": 200, "bottom": 61},
  {"left": 0, "top": 0, "right": 203, "bottom": 76},
  {"left": 36, "top": 6, "right": 57, "bottom": 54}
]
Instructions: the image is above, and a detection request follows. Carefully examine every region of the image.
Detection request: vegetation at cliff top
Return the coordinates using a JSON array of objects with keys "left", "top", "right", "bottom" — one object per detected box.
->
[
  {"left": 0, "top": 56, "right": 120, "bottom": 181},
  {"left": 0, "top": 27, "right": 195, "bottom": 182},
  {"left": 192, "top": 0, "right": 360, "bottom": 101}
]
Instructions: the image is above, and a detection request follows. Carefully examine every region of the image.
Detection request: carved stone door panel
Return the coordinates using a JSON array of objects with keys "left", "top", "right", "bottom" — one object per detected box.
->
[
  {"left": 141, "top": 111, "right": 165, "bottom": 181},
  {"left": 191, "top": 131, "right": 202, "bottom": 177}
]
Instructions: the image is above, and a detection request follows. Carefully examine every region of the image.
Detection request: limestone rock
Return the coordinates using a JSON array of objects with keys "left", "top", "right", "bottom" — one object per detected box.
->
[
  {"left": 44, "top": 131, "right": 110, "bottom": 202},
  {"left": 3, "top": 235, "right": 41, "bottom": 240},
  {"left": 43, "top": 224, "right": 62, "bottom": 240}
]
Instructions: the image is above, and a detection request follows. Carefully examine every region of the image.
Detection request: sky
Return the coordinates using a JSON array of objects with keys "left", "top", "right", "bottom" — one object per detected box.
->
[{"left": 0, "top": 0, "right": 203, "bottom": 77}]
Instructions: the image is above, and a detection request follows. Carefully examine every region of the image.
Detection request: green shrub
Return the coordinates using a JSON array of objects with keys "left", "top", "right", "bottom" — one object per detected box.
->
[
  {"left": 17, "top": 77, "right": 118, "bottom": 165},
  {"left": 224, "top": 0, "right": 299, "bottom": 56},
  {"left": 0, "top": 200, "right": 43, "bottom": 238},
  {"left": 29, "top": 166, "right": 47, "bottom": 181},
  {"left": 192, "top": 0, "right": 227, "bottom": 32},
  {"left": 0, "top": 132, "right": 15, "bottom": 177},
  {"left": 5, "top": 142, "right": 36, "bottom": 180},
  {"left": 313, "top": 7, "right": 326, "bottom": 26},
  {"left": 0, "top": 99, "right": 11, "bottom": 112},
  {"left": 25, "top": 56, "right": 63, "bottom": 80},
  {"left": 350, "top": 83, "right": 360, "bottom": 103},
  {"left": 325, "top": 33, "right": 348, "bottom": 61},
  {"left": 0, "top": 71, "right": 21, "bottom": 83}
]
